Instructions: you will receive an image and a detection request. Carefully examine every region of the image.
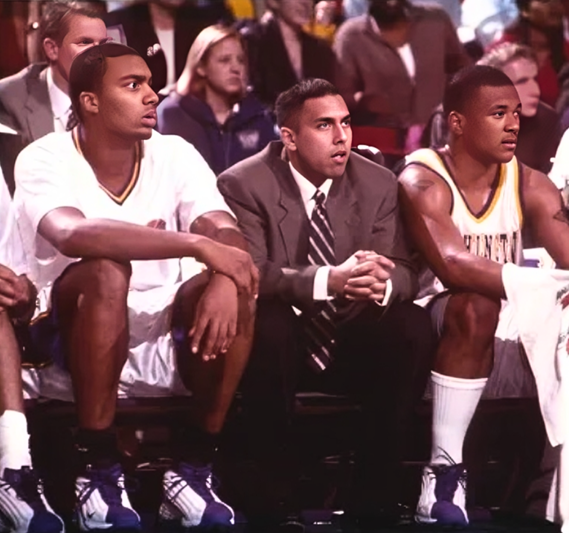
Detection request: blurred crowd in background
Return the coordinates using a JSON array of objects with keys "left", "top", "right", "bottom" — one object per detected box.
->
[{"left": 2, "top": 0, "right": 569, "bottom": 183}]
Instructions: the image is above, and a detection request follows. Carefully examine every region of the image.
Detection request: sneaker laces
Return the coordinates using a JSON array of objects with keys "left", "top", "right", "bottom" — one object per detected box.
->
[
  {"left": 0, "top": 467, "right": 46, "bottom": 510},
  {"left": 427, "top": 450, "right": 467, "bottom": 503},
  {"left": 166, "top": 463, "right": 220, "bottom": 504},
  {"left": 76, "top": 463, "right": 126, "bottom": 510}
]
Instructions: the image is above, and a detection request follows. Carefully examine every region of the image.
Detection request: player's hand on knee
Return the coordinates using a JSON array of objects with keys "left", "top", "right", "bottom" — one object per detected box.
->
[
  {"left": 199, "top": 241, "right": 259, "bottom": 299},
  {"left": 189, "top": 274, "right": 239, "bottom": 361},
  {"left": 344, "top": 254, "right": 394, "bottom": 301}
]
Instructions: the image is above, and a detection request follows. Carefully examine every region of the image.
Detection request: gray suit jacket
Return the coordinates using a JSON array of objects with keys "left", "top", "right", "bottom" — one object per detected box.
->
[
  {"left": 217, "top": 141, "right": 418, "bottom": 315},
  {"left": 0, "top": 63, "right": 54, "bottom": 147}
]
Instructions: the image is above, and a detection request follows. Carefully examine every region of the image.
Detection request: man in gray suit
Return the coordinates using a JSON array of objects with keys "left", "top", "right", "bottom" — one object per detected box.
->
[
  {"left": 217, "top": 78, "right": 433, "bottom": 528},
  {"left": 0, "top": 1, "right": 107, "bottom": 147}
]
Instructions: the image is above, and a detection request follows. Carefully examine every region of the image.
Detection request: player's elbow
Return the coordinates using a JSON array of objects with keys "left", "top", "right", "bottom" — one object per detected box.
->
[
  {"left": 52, "top": 224, "right": 83, "bottom": 258},
  {"left": 439, "top": 253, "right": 467, "bottom": 289}
]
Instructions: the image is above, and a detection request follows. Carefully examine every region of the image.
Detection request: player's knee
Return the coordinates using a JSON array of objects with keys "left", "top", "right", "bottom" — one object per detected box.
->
[
  {"left": 447, "top": 292, "right": 500, "bottom": 344},
  {"left": 82, "top": 259, "right": 131, "bottom": 304}
]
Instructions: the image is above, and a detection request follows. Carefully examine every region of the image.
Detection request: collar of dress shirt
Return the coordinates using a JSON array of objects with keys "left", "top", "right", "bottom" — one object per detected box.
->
[
  {"left": 369, "top": 15, "right": 381, "bottom": 35},
  {"left": 46, "top": 65, "right": 72, "bottom": 121},
  {"left": 289, "top": 161, "right": 333, "bottom": 216}
]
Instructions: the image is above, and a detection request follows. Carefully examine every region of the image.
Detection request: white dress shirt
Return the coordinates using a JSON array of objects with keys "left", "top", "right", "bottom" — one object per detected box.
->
[
  {"left": 288, "top": 162, "right": 392, "bottom": 305},
  {"left": 46, "top": 66, "right": 72, "bottom": 134}
]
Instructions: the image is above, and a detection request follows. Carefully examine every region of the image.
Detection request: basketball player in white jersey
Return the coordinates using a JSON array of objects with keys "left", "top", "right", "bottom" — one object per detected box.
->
[
  {"left": 14, "top": 42, "right": 258, "bottom": 532},
  {"left": 398, "top": 64, "right": 569, "bottom": 527}
]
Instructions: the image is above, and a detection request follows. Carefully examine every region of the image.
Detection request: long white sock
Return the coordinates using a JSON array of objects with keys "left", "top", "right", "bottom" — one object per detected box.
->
[
  {"left": 0, "top": 410, "right": 32, "bottom": 475},
  {"left": 430, "top": 371, "right": 487, "bottom": 465}
]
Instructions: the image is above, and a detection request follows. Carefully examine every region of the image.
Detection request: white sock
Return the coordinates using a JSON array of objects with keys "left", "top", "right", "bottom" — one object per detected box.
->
[
  {"left": 0, "top": 410, "right": 32, "bottom": 475},
  {"left": 430, "top": 371, "right": 487, "bottom": 466}
]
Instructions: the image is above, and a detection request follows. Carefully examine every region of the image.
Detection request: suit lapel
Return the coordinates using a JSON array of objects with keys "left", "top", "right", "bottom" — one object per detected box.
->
[
  {"left": 266, "top": 145, "right": 310, "bottom": 265},
  {"left": 326, "top": 171, "right": 360, "bottom": 264},
  {"left": 24, "top": 67, "right": 54, "bottom": 143}
]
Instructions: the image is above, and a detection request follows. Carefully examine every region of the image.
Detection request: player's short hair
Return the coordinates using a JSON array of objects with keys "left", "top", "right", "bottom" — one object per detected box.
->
[
  {"left": 477, "top": 42, "right": 537, "bottom": 71},
  {"left": 275, "top": 78, "right": 340, "bottom": 128},
  {"left": 69, "top": 42, "right": 141, "bottom": 125},
  {"left": 40, "top": 1, "right": 102, "bottom": 46},
  {"left": 443, "top": 65, "right": 515, "bottom": 117}
]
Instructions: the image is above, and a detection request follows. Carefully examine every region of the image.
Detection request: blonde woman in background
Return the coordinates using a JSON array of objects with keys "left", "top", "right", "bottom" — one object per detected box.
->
[{"left": 157, "top": 24, "right": 277, "bottom": 175}]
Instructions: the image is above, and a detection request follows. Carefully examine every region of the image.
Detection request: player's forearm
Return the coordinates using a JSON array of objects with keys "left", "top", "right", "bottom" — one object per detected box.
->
[
  {"left": 440, "top": 252, "right": 506, "bottom": 299},
  {"left": 53, "top": 218, "right": 212, "bottom": 263}
]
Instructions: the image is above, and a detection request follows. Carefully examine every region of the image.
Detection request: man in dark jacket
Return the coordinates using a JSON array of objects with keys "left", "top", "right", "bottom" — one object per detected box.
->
[
  {"left": 105, "top": 0, "right": 232, "bottom": 93},
  {"left": 241, "top": 0, "right": 337, "bottom": 109}
]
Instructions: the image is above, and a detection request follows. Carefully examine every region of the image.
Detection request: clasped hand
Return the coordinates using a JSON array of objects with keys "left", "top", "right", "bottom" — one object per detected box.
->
[{"left": 329, "top": 251, "right": 394, "bottom": 301}]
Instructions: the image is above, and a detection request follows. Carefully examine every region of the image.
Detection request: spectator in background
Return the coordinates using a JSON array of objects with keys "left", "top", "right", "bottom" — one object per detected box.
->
[
  {"left": 461, "top": 0, "right": 518, "bottom": 47},
  {"left": 426, "top": 43, "right": 561, "bottom": 173},
  {"left": 0, "top": 1, "right": 107, "bottom": 146},
  {"left": 490, "top": 0, "right": 566, "bottom": 107},
  {"left": 104, "top": 0, "right": 232, "bottom": 93},
  {"left": 305, "top": 0, "right": 339, "bottom": 44},
  {"left": 242, "top": 0, "right": 337, "bottom": 109},
  {"left": 0, "top": 1, "right": 107, "bottom": 193},
  {"left": 334, "top": 0, "right": 469, "bottom": 153},
  {"left": 157, "top": 25, "right": 277, "bottom": 175}
]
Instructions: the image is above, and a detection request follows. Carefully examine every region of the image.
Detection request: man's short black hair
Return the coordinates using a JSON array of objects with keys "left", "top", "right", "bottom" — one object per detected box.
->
[
  {"left": 443, "top": 65, "right": 516, "bottom": 117},
  {"left": 275, "top": 78, "right": 340, "bottom": 128},
  {"left": 69, "top": 42, "right": 141, "bottom": 125}
]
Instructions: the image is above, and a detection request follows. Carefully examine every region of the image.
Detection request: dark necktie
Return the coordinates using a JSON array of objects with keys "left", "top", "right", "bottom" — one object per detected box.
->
[
  {"left": 66, "top": 109, "right": 77, "bottom": 132},
  {"left": 306, "top": 190, "right": 337, "bottom": 372}
]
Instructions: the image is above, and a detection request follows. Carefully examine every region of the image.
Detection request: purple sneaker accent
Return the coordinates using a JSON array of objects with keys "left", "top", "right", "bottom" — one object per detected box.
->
[
  {"left": 75, "top": 463, "right": 141, "bottom": 531},
  {"left": 0, "top": 467, "right": 64, "bottom": 533},
  {"left": 416, "top": 462, "right": 468, "bottom": 527},
  {"left": 160, "top": 462, "right": 234, "bottom": 530}
]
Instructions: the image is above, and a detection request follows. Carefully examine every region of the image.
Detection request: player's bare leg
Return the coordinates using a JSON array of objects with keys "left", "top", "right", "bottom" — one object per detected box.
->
[
  {"left": 417, "top": 292, "right": 500, "bottom": 527},
  {"left": 54, "top": 258, "right": 140, "bottom": 532},
  {"left": 0, "top": 309, "right": 65, "bottom": 533},
  {"left": 159, "top": 271, "right": 255, "bottom": 530}
]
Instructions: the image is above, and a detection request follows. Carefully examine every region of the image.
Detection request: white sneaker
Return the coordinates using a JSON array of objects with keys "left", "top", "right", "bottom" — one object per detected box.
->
[
  {"left": 0, "top": 466, "right": 64, "bottom": 533},
  {"left": 74, "top": 463, "right": 141, "bottom": 531},
  {"left": 415, "top": 463, "right": 469, "bottom": 527},
  {"left": 159, "top": 462, "right": 234, "bottom": 530}
]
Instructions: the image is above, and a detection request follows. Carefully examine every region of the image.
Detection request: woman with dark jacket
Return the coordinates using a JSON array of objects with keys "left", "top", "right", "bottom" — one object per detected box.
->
[{"left": 157, "top": 24, "right": 277, "bottom": 175}]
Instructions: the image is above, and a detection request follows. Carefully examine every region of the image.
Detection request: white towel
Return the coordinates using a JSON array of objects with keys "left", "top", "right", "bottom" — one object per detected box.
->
[{"left": 502, "top": 263, "right": 569, "bottom": 530}]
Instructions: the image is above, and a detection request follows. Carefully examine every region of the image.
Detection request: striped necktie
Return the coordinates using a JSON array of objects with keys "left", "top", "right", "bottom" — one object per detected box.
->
[{"left": 306, "top": 190, "right": 337, "bottom": 372}]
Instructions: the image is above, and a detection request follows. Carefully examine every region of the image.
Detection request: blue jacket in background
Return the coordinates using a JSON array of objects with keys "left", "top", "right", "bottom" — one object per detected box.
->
[{"left": 157, "top": 92, "right": 278, "bottom": 175}]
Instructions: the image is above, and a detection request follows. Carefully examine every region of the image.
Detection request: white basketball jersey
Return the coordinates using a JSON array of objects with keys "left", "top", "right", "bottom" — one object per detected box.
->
[{"left": 405, "top": 148, "right": 524, "bottom": 301}]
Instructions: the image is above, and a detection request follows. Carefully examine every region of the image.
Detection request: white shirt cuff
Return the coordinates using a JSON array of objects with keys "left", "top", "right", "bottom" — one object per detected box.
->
[
  {"left": 376, "top": 278, "right": 393, "bottom": 307},
  {"left": 313, "top": 266, "right": 332, "bottom": 300}
]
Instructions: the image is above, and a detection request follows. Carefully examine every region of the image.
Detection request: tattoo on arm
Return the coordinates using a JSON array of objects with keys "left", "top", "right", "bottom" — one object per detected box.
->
[
  {"left": 412, "top": 179, "right": 435, "bottom": 191},
  {"left": 553, "top": 208, "right": 569, "bottom": 226}
]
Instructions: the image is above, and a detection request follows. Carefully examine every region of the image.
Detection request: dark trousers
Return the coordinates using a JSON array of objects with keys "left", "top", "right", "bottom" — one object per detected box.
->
[{"left": 239, "top": 298, "right": 434, "bottom": 508}]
